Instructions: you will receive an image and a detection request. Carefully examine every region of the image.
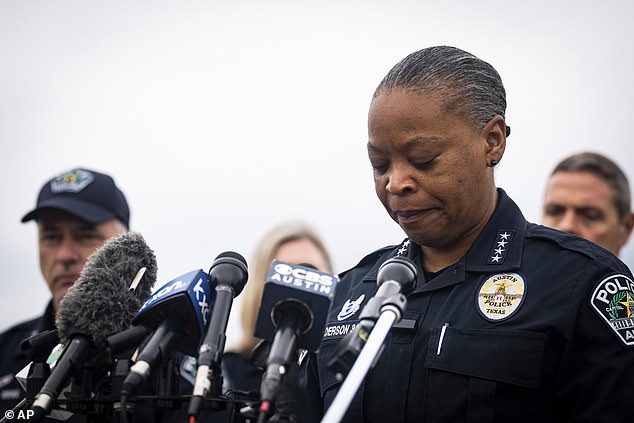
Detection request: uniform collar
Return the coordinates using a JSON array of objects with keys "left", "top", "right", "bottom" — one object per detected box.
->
[
  {"left": 463, "top": 188, "right": 526, "bottom": 273},
  {"left": 40, "top": 300, "right": 56, "bottom": 332},
  {"left": 358, "top": 242, "right": 413, "bottom": 284},
  {"left": 359, "top": 189, "right": 526, "bottom": 287}
]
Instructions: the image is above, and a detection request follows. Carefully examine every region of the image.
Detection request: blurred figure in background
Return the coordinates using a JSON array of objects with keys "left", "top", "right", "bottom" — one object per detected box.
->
[
  {"left": 224, "top": 220, "right": 334, "bottom": 394},
  {"left": 542, "top": 151, "right": 634, "bottom": 257},
  {"left": 0, "top": 167, "right": 130, "bottom": 414}
]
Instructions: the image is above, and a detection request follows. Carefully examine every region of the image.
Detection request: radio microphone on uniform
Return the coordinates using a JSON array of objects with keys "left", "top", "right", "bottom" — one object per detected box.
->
[{"left": 29, "top": 232, "right": 157, "bottom": 422}]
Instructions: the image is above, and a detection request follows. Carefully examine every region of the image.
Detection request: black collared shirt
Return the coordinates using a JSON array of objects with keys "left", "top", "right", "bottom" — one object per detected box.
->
[
  {"left": 299, "top": 189, "right": 634, "bottom": 422},
  {"left": 0, "top": 301, "right": 55, "bottom": 415}
]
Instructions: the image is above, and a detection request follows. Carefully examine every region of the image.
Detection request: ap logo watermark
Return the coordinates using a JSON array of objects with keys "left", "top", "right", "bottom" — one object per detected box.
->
[{"left": 4, "top": 409, "right": 35, "bottom": 420}]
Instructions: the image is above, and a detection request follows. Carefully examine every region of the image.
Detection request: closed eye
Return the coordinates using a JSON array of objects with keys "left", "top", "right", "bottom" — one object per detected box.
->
[
  {"left": 412, "top": 159, "right": 435, "bottom": 170},
  {"left": 370, "top": 160, "right": 389, "bottom": 175}
]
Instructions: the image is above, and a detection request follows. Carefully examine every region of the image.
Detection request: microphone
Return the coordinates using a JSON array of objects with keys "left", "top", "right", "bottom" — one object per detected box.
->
[
  {"left": 328, "top": 255, "right": 417, "bottom": 377},
  {"left": 321, "top": 256, "right": 417, "bottom": 423},
  {"left": 254, "top": 261, "right": 339, "bottom": 418},
  {"left": 30, "top": 232, "right": 157, "bottom": 421},
  {"left": 254, "top": 261, "right": 338, "bottom": 352},
  {"left": 188, "top": 252, "right": 248, "bottom": 419},
  {"left": 21, "top": 330, "right": 60, "bottom": 363},
  {"left": 120, "top": 268, "right": 213, "bottom": 398}
]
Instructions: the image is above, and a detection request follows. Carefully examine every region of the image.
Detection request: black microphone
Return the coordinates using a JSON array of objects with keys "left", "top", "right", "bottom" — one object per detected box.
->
[
  {"left": 328, "top": 256, "right": 417, "bottom": 377},
  {"left": 21, "top": 330, "right": 59, "bottom": 363},
  {"left": 254, "top": 261, "right": 338, "bottom": 352},
  {"left": 254, "top": 261, "right": 339, "bottom": 418},
  {"left": 30, "top": 232, "right": 157, "bottom": 421},
  {"left": 121, "top": 268, "right": 213, "bottom": 398},
  {"left": 188, "top": 251, "right": 248, "bottom": 418}
]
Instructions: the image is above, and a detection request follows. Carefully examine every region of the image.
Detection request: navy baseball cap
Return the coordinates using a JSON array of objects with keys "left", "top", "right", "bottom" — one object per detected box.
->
[{"left": 21, "top": 168, "right": 130, "bottom": 228}]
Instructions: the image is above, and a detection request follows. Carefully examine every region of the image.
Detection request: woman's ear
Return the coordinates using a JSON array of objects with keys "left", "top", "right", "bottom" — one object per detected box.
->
[{"left": 482, "top": 115, "right": 506, "bottom": 166}]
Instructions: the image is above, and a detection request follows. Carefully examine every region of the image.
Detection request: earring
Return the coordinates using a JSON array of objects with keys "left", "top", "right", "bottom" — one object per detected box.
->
[{"left": 489, "top": 160, "right": 499, "bottom": 167}]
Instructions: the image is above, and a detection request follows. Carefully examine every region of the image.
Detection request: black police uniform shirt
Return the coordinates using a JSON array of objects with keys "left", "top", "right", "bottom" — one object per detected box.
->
[
  {"left": 0, "top": 302, "right": 55, "bottom": 415},
  {"left": 299, "top": 189, "right": 634, "bottom": 423}
]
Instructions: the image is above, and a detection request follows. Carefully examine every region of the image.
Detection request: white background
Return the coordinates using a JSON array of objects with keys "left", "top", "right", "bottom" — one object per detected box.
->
[{"left": 1, "top": 0, "right": 633, "bottom": 349}]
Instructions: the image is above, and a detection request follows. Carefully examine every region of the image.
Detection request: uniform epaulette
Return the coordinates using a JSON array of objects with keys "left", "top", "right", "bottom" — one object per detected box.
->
[{"left": 526, "top": 223, "right": 620, "bottom": 266}]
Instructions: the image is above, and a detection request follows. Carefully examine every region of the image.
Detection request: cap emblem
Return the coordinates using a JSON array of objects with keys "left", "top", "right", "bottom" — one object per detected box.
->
[{"left": 50, "top": 169, "right": 94, "bottom": 194}]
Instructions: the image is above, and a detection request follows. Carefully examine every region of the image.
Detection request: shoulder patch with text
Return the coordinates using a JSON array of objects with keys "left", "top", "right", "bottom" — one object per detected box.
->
[
  {"left": 590, "top": 274, "right": 634, "bottom": 347},
  {"left": 477, "top": 273, "right": 526, "bottom": 321}
]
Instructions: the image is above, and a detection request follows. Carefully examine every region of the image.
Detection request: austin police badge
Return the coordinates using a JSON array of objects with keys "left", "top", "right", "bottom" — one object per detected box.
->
[
  {"left": 590, "top": 274, "right": 634, "bottom": 347},
  {"left": 477, "top": 273, "right": 526, "bottom": 321}
]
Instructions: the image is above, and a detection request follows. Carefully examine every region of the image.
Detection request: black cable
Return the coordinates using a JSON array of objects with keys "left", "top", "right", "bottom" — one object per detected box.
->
[{"left": 119, "top": 394, "right": 129, "bottom": 423}]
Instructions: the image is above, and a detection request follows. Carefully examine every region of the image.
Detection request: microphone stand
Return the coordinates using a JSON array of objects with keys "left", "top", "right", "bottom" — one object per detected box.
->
[
  {"left": 321, "top": 292, "right": 408, "bottom": 423},
  {"left": 257, "top": 306, "right": 308, "bottom": 423},
  {"left": 267, "top": 353, "right": 299, "bottom": 423}
]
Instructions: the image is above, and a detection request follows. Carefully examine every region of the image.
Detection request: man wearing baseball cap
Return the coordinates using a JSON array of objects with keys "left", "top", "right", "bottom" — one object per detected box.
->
[{"left": 0, "top": 167, "right": 130, "bottom": 414}]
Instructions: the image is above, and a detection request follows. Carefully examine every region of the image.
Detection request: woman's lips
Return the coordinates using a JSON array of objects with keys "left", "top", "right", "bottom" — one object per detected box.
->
[{"left": 393, "top": 209, "right": 433, "bottom": 224}]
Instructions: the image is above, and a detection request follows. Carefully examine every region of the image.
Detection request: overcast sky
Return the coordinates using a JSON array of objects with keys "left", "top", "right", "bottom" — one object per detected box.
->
[{"left": 1, "top": 0, "right": 633, "bottom": 348}]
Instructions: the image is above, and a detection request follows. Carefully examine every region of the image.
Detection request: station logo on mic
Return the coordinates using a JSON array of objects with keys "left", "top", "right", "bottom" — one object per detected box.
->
[
  {"left": 254, "top": 261, "right": 339, "bottom": 351},
  {"left": 134, "top": 269, "right": 213, "bottom": 356}
]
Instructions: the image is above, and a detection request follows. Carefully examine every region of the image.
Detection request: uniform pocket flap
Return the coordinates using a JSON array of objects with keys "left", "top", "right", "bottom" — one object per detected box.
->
[{"left": 425, "top": 327, "right": 545, "bottom": 388}]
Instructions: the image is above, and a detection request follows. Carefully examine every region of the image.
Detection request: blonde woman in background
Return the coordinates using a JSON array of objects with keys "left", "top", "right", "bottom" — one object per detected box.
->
[{"left": 222, "top": 220, "right": 334, "bottom": 395}]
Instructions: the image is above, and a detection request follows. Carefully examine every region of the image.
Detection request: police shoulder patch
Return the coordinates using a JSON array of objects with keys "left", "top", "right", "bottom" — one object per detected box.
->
[
  {"left": 477, "top": 273, "right": 526, "bottom": 321},
  {"left": 590, "top": 274, "right": 634, "bottom": 347}
]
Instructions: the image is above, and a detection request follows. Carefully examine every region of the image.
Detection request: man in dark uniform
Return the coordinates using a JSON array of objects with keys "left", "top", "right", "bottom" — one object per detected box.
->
[
  {"left": 298, "top": 46, "right": 634, "bottom": 422},
  {"left": 0, "top": 168, "right": 130, "bottom": 415}
]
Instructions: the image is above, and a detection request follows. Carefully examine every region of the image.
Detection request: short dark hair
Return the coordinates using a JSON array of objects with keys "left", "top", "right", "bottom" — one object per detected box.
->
[
  {"left": 374, "top": 46, "right": 507, "bottom": 130},
  {"left": 551, "top": 152, "right": 631, "bottom": 219}
]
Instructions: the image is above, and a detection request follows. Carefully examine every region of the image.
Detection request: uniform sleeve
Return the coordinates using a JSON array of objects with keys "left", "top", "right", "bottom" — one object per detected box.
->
[{"left": 557, "top": 264, "right": 634, "bottom": 422}]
